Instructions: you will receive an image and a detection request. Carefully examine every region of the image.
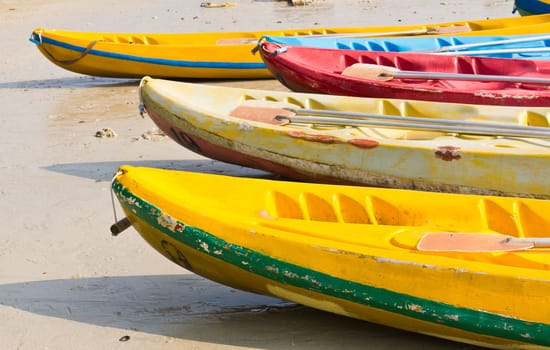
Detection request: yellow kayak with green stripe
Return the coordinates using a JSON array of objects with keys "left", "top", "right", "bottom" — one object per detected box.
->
[
  {"left": 111, "top": 165, "right": 550, "bottom": 349},
  {"left": 30, "top": 13, "right": 550, "bottom": 79}
]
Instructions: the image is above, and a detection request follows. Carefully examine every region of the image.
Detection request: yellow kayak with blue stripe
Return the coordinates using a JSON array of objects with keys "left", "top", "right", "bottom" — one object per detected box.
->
[{"left": 29, "top": 14, "right": 550, "bottom": 79}]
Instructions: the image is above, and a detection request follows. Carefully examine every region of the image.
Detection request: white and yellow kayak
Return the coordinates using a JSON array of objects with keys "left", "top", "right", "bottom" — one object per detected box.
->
[{"left": 139, "top": 77, "right": 550, "bottom": 199}]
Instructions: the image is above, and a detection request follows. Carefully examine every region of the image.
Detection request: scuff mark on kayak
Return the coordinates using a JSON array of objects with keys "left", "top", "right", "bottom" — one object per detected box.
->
[
  {"left": 435, "top": 146, "right": 461, "bottom": 161},
  {"left": 287, "top": 131, "right": 339, "bottom": 144},
  {"left": 445, "top": 314, "right": 460, "bottom": 321},
  {"left": 237, "top": 121, "right": 253, "bottom": 131},
  {"left": 474, "top": 91, "right": 539, "bottom": 100},
  {"left": 158, "top": 213, "right": 178, "bottom": 231},
  {"left": 348, "top": 138, "right": 379, "bottom": 149},
  {"left": 406, "top": 304, "right": 426, "bottom": 313},
  {"left": 199, "top": 241, "right": 210, "bottom": 253}
]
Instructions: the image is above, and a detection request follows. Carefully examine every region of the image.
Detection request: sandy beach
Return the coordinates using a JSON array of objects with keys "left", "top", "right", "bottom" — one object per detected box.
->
[{"left": 1, "top": 1, "right": 520, "bottom": 349}]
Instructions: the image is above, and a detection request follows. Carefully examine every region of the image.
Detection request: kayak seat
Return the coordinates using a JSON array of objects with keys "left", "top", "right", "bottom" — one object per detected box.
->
[
  {"left": 265, "top": 190, "right": 408, "bottom": 225},
  {"left": 519, "top": 111, "right": 550, "bottom": 127},
  {"left": 478, "top": 199, "right": 520, "bottom": 236},
  {"left": 452, "top": 56, "right": 476, "bottom": 75},
  {"left": 98, "top": 35, "right": 158, "bottom": 45}
]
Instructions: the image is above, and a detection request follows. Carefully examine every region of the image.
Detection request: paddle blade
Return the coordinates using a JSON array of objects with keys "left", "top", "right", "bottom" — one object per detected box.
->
[
  {"left": 427, "top": 25, "right": 470, "bottom": 34},
  {"left": 341, "top": 63, "right": 397, "bottom": 81},
  {"left": 229, "top": 105, "right": 295, "bottom": 125},
  {"left": 417, "top": 233, "right": 534, "bottom": 252}
]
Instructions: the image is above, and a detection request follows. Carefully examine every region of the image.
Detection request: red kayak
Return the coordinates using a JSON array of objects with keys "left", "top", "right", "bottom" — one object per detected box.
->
[{"left": 259, "top": 42, "right": 550, "bottom": 106}]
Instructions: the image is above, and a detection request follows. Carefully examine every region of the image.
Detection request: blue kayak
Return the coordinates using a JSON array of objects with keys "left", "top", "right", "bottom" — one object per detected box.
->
[
  {"left": 261, "top": 34, "right": 550, "bottom": 59},
  {"left": 513, "top": 0, "right": 550, "bottom": 16}
]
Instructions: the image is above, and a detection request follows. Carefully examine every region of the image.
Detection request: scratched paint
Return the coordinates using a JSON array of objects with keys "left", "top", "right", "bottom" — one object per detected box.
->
[
  {"left": 287, "top": 131, "right": 339, "bottom": 144},
  {"left": 157, "top": 213, "right": 178, "bottom": 231},
  {"left": 474, "top": 91, "right": 540, "bottom": 101}
]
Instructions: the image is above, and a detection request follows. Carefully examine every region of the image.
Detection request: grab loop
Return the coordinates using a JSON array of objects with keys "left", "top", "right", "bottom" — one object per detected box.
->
[
  {"left": 35, "top": 29, "right": 100, "bottom": 65},
  {"left": 110, "top": 170, "right": 131, "bottom": 236}
]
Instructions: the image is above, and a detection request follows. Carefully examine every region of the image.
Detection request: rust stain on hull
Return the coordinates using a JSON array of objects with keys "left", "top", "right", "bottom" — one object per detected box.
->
[
  {"left": 288, "top": 131, "right": 339, "bottom": 144},
  {"left": 288, "top": 131, "right": 379, "bottom": 149},
  {"left": 435, "top": 146, "right": 462, "bottom": 161},
  {"left": 348, "top": 138, "right": 379, "bottom": 149}
]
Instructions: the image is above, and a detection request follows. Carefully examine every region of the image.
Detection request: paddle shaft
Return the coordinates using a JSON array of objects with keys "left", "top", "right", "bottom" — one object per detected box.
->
[
  {"left": 433, "top": 34, "right": 550, "bottom": 53},
  {"left": 299, "top": 29, "right": 428, "bottom": 38},
  {"left": 296, "top": 108, "right": 548, "bottom": 133},
  {"left": 281, "top": 115, "right": 550, "bottom": 139},
  {"left": 295, "top": 26, "right": 469, "bottom": 39},
  {"left": 232, "top": 105, "right": 550, "bottom": 138},
  {"left": 509, "top": 237, "right": 550, "bottom": 247},
  {"left": 436, "top": 47, "right": 550, "bottom": 56},
  {"left": 389, "top": 70, "right": 550, "bottom": 84}
]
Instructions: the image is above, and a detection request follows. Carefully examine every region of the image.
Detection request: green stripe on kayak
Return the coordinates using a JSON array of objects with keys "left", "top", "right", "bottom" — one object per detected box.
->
[{"left": 113, "top": 181, "right": 550, "bottom": 346}]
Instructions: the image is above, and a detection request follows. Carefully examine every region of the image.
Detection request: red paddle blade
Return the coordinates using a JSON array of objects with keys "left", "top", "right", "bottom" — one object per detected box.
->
[{"left": 417, "top": 233, "right": 534, "bottom": 252}]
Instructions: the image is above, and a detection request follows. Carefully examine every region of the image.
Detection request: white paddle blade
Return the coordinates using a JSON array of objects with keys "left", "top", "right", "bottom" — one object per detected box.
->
[{"left": 417, "top": 233, "right": 534, "bottom": 252}]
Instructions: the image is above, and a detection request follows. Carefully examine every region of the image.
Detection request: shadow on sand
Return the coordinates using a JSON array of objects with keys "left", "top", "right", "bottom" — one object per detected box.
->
[
  {"left": 42, "top": 159, "right": 283, "bottom": 182},
  {"left": 0, "top": 76, "right": 276, "bottom": 90},
  {"left": 0, "top": 76, "right": 139, "bottom": 89},
  {"left": 40, "top": 158, "right": 484, "bottom": 348},
  {"left": 0, "top": 274, "right": 484, "bottom": 349}
]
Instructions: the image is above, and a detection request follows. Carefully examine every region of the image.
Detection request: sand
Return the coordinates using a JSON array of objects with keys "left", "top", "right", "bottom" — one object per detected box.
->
[{"left": 0, "top": 0, "right": 518, "bottom": 349}]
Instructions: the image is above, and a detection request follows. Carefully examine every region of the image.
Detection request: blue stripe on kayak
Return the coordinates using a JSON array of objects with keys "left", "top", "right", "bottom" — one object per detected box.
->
[{"left": 29, "top": 35, "right": 266, "bottom": 70}]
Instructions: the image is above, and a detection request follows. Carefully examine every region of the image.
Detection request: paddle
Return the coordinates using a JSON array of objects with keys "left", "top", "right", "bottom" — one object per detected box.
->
[
  {"left": 277, "top": 115, "right": 550, "bottom": 139},
  {"left": 229, "top": 105, "right": 550, "bottom": 139},
  {"left": 296, "top": 26, "right": 471, "bottom": 39},
  {"left": 436, "top": 47, "right": 550, "bottom": 56},
  {"left": 431, "top": 34, "right": 550, "bottom": 53},
  {"left": 292, "top": 108, "right": 550, "bottom": 133},
  {"left": 417, "top": 232, "right": 550, "bottom": 252},
  {"left": 341, "top": 63, "right": 550, "bottom": 85}
]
